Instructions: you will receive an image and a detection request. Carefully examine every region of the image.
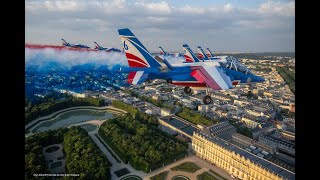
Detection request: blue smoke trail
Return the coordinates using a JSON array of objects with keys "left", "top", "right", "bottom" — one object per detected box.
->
[{"left": 25, "top": 47, "right": 128, "bottom": 71}]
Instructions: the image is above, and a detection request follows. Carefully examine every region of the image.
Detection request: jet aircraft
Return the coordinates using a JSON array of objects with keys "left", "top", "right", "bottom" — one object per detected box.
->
[
  {"left": 159, "top": 46, "right": 182, "bottom": 57},
  {"left": 171, "top": 44, "right": 265, "bottom": 86},
  {"left": 94, "top": 42, "right": 122, "bottom": 52},
  {"left": 94, "top": 42, "right": 109, "bottom": 50},
  {"left": 197, "top": 46, "right": 224, "bottom": 61},
  {"left": 118, "top": 28, "right": 233, "bottom": 104},
  {"left": 61, "top": 39, "right": 90, "bottom": 49}
]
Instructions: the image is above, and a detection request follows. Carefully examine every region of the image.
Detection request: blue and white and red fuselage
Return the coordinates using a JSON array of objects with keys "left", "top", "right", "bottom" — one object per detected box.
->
[
  {"left": 181, "top": 44, "right": 264, "bottom": 85},
  {"left": 118, "top": 28, "right": 233, "bottom": 90}
]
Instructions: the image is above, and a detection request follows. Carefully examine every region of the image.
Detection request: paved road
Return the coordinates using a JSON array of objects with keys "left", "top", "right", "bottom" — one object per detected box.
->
[{"left": 88, "top": 130, "right": 147, "bottom": 180}]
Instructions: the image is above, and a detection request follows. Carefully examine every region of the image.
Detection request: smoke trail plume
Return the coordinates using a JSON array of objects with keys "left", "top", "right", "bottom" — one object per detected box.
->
[
  {"left": 25, "top": 46, "right": 128, "bottom": 70},
  {"left": 161, "top": 55, "right": 185, "bottom": 64},
  {"left": 25, "top": 45, "right": 185, "bottom": 71}
]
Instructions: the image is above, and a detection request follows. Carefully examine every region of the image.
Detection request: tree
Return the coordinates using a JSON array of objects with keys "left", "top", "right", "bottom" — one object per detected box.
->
[{"left": 98, "top": 113, "right": 187, "bottom": 172}]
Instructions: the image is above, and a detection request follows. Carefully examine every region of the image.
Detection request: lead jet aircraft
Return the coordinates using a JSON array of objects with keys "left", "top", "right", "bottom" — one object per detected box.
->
[
  {"left": 118, "top": 28, "right": 233, "bottom": 104},
  {"left": 61, "top": 39, "right": 90, "bottom": 49}
]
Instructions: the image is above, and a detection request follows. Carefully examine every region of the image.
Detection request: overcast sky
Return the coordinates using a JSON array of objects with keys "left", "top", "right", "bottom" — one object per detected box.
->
[{"left": 26, "top": 0, "right": 295, "bottom": 52}]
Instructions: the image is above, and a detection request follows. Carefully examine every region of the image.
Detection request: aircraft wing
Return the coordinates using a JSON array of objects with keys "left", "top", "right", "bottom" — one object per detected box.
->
[
  {"left": 190, "top": 66, "right": 233, "bottom": 90},
  {"left": 127, "top": 71, "right": 149, "bottom": 85}
]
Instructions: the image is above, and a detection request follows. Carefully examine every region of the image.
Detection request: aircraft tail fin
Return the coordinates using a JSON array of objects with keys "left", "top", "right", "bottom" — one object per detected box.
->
[
  {"left": 183, "top": 44, "right": 200, "bottom": 62},
  {"left": 127, "top": 71, "right": 149, "bottom": 84},
  {"left": 154, "top": 55, "right": 173, "bottom": 70},
  {"left": 61, "top": 39, "right": 69, "bottom": 46},
  {"left": 163, "top": 58, "right": 174, "bottom": 70},
  {"left": 197, "top": 46, "right": 209, "bottom": 60},
  {"left": 159, "top": 46, "right": 166, "bottom": 55},
  {"left": 206, "top": 48, "right": 215, "bottom": 58},
  {"left": 94, "top": 42, "right": 101, "bottom": 49},
  {"left": 118, "top": 28, "right": 162, "bottom": 68}
]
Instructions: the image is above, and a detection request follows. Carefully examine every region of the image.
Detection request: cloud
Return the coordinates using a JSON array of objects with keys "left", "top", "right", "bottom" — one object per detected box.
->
[
  {"left": 27, "top": 0, "right": 85, "bottom": 12},
  {"left": 146, "top": 16, "right": 168, "bottom": 23},
  {"left": 26, "top": 0, "right": 295, "bottom": 52},
  {"left": 142, "top": 1, "right": 171, "bottom": 14},
  {"left": 223, "top": 3, "right": 233, "bottom": 12},
  {"left": 179, "top": 5, "right": 205, "bottom": 14},
  {"left": 259, "top": 1, "right": 295, "bottom": 16}
]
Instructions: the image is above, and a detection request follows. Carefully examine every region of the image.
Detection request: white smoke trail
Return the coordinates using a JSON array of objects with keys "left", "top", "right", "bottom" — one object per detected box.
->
[
  {"left": 162, "top": 55, "right": 185, "bottom": 64},
  {"left": 25, "top": 47, "right": 128, "bottom": 70}
]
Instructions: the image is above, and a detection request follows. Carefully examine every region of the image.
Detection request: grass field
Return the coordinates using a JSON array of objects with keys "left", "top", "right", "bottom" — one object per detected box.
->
[
  {"left": 150, "top": 171, "right": 169, "bottom": 180},
  {"left": 197, "top": 171, "right": 218, "bottom": 180},
  {"left": 171, "top": 161, "right": 201, "bottom": 173}
]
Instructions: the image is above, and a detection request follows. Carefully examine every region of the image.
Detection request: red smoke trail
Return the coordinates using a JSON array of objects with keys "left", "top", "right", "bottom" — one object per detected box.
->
[{"left": 25, "top": 44, "right": 100, "bottom": 52}]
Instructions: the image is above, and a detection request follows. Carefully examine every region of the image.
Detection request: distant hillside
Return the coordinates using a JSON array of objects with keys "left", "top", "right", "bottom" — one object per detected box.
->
[{"left": 215, "top": 52, "right": 295, "bottom": 60}]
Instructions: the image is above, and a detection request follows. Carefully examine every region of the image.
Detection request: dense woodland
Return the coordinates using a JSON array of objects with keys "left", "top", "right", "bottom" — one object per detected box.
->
[
  {"left": 25, "top": 97, "right": 105, "bottom": 125},
  {"left": 25, "top": 127, "right": 111, "bottom": 180},
  {"left": 177, "top": 107, "right": 216, "bottom": 126},
  {"left": 63, "top": 126, "right": 111, "bottom": 179},
  {"left": 276, "top": 67, "right": 295, "bottom": 94},
  {"left": 99, "top": 113, "right": 187, "bottom": 172}
]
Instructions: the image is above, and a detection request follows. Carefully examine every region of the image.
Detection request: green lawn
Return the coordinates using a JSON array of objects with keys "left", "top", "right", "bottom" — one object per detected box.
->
[
  {"left": 150, "top": 171, "right": 169, "bottom": 180},
  {"left": 170, "top": 162, "right": 201, "bottom": 173},
  {"left": 197, "top": 171, "right": 217, "bottom": 180}
]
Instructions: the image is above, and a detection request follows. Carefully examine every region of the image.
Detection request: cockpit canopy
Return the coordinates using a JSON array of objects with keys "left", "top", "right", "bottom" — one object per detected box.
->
[
  {"left": 226, "top": 56, "right": 238, "bottom": 62},
  {"left": 224, "top": 56, "right": 252, "bottom": 74}
]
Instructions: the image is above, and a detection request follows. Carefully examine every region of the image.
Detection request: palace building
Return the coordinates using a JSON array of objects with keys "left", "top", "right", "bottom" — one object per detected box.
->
[{"left": 192, "top": 132, "right": 295, "bottom": 180}]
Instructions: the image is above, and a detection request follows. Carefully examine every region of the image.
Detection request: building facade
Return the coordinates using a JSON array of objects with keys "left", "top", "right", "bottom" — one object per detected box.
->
[
  {"left": 258, "top": 134, "right": 295, "bottom": 156},
  {"left": 241, "top": 116, "right": 260, "bottom": 129},
  {"left": 192, "top": 132, "right": 294, "bottom": 180}
]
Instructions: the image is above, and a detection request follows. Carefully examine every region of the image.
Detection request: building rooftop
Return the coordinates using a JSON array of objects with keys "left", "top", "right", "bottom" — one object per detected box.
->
[
  {"left": 181, "top": 126, "right": 197, "bottom": 136},
  {"left": 203, "top": 122, "right": 236, "bottom": 137},
  {"left": 260, "top": 134, "right": 295, "bottom": 149},
  {"left": 166, "top": 117, "right": 189, "bottom": 129},
  {"left": 196, "top": 132, "right": 295, "bottom": 180}
]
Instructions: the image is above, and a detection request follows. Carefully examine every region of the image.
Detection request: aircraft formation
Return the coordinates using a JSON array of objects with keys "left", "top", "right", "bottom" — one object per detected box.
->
[
  {"left": 28, "top": 30, "right": 264, "bottom": 105},
  {"left": 61, "top": 39, "right": 122, "bottom": 52},
  {"left": 118, "top": 28, "right": 265, "bottom": 104}
]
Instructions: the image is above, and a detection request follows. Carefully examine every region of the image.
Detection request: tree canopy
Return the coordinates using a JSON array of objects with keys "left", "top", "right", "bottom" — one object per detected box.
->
[
  {"left": 177, "top": 107, "right": 215, "bottom": 125},
  {"left": 25, "top": 127, "right": 111, "bottom": 179},
  {"left": 63, "top": 126, "right": 111, "bottom": 179},
  {"left": 99, "top": 114, "right": 187, "bottom": 172},
  {"left": 276, "top": 67, "right": 295, "bottom": 94}
]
